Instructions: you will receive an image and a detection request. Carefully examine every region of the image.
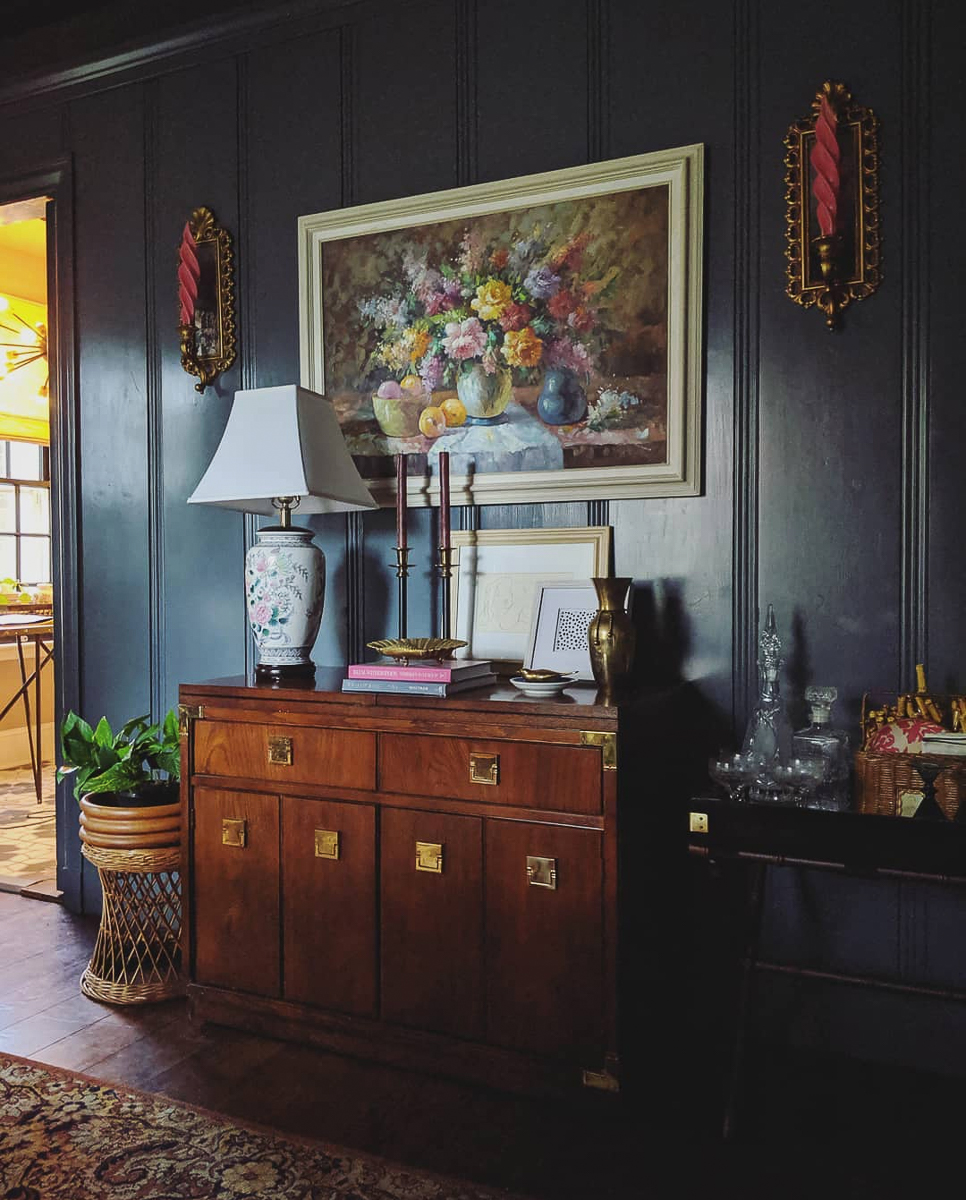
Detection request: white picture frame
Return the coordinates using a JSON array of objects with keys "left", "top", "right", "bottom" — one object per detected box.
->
[
  {"left": 297, "top": 145, "right": 704, "bottom": 507},
  {"left": 523, "top": 582, "right": 603, "bottom": 681},
  {"left": 450, "top": 526, "right": 610, "bottom": 669}
]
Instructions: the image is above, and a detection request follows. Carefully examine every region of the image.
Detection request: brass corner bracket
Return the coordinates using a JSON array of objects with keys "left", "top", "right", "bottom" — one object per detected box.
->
[
  {"left": 580, "top": 730, "right": 617, "bottom": 771},
  {"left": 177, "top": 206, "right": 237, "bottom": 393},
  {"left": 177, "top": 703, "right": 204, "bottom": 738},
  {"left": 784, "top": 80, "right": 881, "bottom": 331},
  {"left": 582, "top": 1053, "right": 620, "bottom": 1093}
]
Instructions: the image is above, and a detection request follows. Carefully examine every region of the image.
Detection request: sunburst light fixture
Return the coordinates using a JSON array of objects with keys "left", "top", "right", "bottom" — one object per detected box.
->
[{"left": 0, "top": 295, "right": 48, "bottom": 399}]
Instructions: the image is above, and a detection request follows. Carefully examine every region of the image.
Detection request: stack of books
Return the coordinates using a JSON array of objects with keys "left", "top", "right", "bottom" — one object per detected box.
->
[{"left": 341, "top": 658, "right": 496, "bottom": 697}]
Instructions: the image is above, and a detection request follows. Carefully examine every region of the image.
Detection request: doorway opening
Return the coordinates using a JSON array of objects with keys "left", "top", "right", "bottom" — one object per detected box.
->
[{"left": 0, "top": 198, "right": 57, "bottom": 901}]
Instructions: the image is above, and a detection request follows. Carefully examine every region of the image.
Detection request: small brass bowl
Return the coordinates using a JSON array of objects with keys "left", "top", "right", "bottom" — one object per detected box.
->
[{"left": 367, "top": 637, "right": 468, "bottom": 663}]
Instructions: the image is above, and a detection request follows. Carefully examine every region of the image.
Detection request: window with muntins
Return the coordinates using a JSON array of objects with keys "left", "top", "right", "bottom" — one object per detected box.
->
[{"left": 0, "top": 440, "right": 51, "bottom": 585}]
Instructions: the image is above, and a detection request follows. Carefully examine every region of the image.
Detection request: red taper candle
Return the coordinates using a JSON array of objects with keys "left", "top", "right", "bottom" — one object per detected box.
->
[
  {"left": 439, "top": 451, "right": 451, "bottom": 550},
  {"left": 811, "top": 93, "right": 841, "bottom": 238},
  {"left": 395, "top": 453, "right": 408, "bottom": 548}
]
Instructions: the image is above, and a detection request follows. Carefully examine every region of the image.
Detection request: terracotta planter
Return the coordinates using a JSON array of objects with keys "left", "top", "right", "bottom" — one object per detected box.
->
[{"left": 79, "top": 787, "right": 180, "bottom": 851}]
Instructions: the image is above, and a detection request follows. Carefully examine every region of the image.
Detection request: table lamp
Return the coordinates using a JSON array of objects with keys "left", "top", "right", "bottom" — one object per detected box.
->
[{"left": 188, "top": 384, "right": 377, "bottom": 679}]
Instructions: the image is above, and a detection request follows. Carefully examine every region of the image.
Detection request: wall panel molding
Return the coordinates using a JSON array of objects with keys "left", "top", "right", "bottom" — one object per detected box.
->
[
  {"left": 0, "top": 0, "right": 426, "bottom": 113},
  {"left": 455, "top": 0, "right": 478, "bottom": 187},
  {"left": 732, "top": 0, "right": 761, "bottom": 731},
  {"left": 585, "top": 0, "right": 610, "bottom": 535},
  {"left": 236, "top": 51, "right": 258, "bottom": 677},
  {"left": 340, "top": 22, "right": 365, "bottom": 663},
  {"left": 899, "top": 0, "right": 931, "bottom": 685},
  {"left": 144, "top": 78, "right": 166, "bottom": 720},
  {"left": 586, "top": 0, "right": 609, "bottom": 165}
]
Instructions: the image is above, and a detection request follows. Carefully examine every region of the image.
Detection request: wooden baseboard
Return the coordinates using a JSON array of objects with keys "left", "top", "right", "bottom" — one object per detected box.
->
[{"left": 187, "top": 983, "right": 616, "bottom": 1102}]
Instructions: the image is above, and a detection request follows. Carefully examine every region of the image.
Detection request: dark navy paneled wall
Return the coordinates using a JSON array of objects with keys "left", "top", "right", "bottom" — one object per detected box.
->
[{"left": 0, "top": 0, "right": 961, "bottom": 1071}]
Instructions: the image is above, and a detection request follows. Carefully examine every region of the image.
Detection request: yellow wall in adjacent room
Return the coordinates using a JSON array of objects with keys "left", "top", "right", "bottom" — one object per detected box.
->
[{"left": 0, "top": 216, "right": 47, "bottom": 304}]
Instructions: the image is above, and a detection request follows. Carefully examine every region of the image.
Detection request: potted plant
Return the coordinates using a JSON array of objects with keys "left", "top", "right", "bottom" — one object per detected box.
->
[{"left": 58, "top": 710, "right": 181, "bottom": 849}]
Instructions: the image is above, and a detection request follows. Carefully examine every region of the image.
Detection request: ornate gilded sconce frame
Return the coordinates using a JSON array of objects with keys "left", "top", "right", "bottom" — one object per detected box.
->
[
  {"left": 783, "top": 81, "right": 881, "bottom": 330},
  {"left": 177, "top": 206, "right": 236, "bottom": 392}
]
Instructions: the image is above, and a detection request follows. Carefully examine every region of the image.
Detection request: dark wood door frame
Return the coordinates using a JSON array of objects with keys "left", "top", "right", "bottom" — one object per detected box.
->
[{"left": 0, "top": 158, "right": 82, "bottom": 911}]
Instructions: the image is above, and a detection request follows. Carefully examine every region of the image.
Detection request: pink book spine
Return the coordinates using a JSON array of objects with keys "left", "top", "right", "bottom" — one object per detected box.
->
[{"left": 347, "top": 663, "right": 452, "bottom": 682}]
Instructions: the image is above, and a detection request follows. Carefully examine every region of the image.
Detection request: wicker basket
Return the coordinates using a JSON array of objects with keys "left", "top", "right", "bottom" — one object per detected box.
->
[
  {"left": 854, "top": 749, "right": 966, "bottom": 819},
  {"left": 80, "top": 843, "right": 183, "bottom": 1004}
]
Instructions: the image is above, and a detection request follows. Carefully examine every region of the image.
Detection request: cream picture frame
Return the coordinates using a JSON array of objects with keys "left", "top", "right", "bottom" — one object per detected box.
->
[
  {"left": 449, "top": 526, "right": 611, "bottom": 669},
  {"left": 298, "top": 146, "right": 704, "bottom": 506}
]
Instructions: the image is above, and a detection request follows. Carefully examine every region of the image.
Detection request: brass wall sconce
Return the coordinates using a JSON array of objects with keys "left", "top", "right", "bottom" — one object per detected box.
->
[
  {"left": 177, "top": 206, "right": 237, "bottom": 392},
  {"left": 784, "top": 80, "right": 881, "bottom": 330}
]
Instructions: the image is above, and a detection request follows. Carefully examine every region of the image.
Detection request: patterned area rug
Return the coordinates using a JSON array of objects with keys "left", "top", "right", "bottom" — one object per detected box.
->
[{"left": 0, "top": 1054, "right": 524, "bottom": 1199}]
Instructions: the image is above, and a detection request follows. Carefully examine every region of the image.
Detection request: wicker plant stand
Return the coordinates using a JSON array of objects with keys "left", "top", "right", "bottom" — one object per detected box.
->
[{"left": 80, "top": 843, "right": 184, "bottom": 1004}]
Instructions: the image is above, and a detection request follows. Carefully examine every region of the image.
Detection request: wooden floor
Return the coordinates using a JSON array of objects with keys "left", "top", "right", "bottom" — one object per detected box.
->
[{"left": 1, "top": 890, "right": 960, "bottom": 1198}]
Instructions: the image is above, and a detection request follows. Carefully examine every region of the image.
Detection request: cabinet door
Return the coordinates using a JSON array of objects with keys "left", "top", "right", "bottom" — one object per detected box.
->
[
  {"left": 282, "top": 796, "right": 377, "bottom": 1016},
  {"left": 485, "top": 820, "right": 604, "bottom": 1060},
  {"left": 380, "top": 808, "right": 483, "bottom": 1039},
  {"left": 192, "top": 787, "right": 280, "bottom": 996}
]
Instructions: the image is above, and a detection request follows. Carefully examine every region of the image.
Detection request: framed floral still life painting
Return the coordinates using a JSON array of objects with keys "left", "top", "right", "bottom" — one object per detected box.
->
[{"left": 298, "top": 145, "right": 704, "bottom": 507}]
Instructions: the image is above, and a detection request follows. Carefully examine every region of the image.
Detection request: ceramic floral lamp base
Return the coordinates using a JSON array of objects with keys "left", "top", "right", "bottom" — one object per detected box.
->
[{"left": 246, "top": 526, "right": 324, "bottom": 679}]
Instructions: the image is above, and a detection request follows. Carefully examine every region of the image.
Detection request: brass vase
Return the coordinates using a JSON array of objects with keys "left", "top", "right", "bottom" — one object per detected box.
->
[{"left": 588, "top": 577, "right": 635, "bottom": 702}]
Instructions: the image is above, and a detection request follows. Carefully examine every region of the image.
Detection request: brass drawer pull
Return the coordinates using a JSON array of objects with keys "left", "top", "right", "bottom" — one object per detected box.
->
[
  {"left": 469, "top": 753, "right": 499, "bottom": 786},
  {"left": 416, "top": 841, "right": 443, "bottom": 873},
  {"left": 315, "top": 829, "right": 340, "bottom": 860},
  {"left": 222, "top": 818, "right": 247, "bottom": 848},
  {"left": 268, "top": 735, "right": 293, "bottom": 766},
  {"left": 526, "top": 856, "right": 557, "bottom": 889}
]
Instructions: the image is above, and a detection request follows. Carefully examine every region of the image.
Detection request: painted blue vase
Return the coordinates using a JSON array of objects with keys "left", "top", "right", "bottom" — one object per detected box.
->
[{"left": 536, "top": 368, "right": 587, "bottom": 425}]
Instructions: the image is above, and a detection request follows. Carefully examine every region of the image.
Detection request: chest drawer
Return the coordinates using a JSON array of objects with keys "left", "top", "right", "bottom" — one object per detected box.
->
[
  {"left": 194, "top": 720, "right": 376, "bottom": 791},
  {"left": 379, "top": 733, "right": 601, "bottom": 814}
]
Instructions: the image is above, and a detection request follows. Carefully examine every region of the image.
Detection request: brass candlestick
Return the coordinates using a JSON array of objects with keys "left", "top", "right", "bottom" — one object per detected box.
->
[
  {"left": 394, "top": 546, "right": 411, "bottom": 640},
  {"left": 437, "top": 546, "right": 454, "bottom": 640}
]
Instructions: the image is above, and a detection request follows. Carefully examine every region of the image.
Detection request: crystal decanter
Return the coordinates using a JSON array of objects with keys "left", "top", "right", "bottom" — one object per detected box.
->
[
  {"left": 792, "top": 685, "right": 852, "bottom": 810},
  {"left": 741, "top": 604, "right": 793, "bottom": 770}
]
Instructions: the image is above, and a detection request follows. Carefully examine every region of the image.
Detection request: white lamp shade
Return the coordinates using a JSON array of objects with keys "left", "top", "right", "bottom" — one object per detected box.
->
[{"left": 188, "top": 383, "right": 377, "bottom": 516}]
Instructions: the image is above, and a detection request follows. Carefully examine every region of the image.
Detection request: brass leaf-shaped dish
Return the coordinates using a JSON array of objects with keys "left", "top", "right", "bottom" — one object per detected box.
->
[
  {"left": 367, "top": 637, "right": 468, "bottom": 663},
  {"left": 518, "top": 667, "right": 575, "bottom": 682}
]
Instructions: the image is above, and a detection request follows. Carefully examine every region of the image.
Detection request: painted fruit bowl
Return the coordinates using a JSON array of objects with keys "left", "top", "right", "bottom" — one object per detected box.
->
[
  {"left": 372, "top": 392, "right": 424, "bottom": 438},
  {"left": 367, "top": 637, "right": 468, "bottom": 663}
]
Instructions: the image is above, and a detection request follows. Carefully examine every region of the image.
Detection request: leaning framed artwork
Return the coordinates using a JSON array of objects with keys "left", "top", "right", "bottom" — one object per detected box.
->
[
  {"left": 298, "top": 146, "right": 704, "bottom": 507},
  {"left": 523, "top": 581, "right": 607, "bottom": 681},
  {"left": 448, "top": 526, "right": 610, "bottom": 669}
]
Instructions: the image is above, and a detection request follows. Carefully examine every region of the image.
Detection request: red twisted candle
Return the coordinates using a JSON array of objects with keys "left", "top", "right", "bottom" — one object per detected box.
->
[
  {"left": 811, "top": 93, "right": 841, "bottom": 237},
  {"left": 438, "top": 451, "right": 451, "bottom": 550},
  {"left": 178, "top": 220, "right": 200, "bottom": 326}
]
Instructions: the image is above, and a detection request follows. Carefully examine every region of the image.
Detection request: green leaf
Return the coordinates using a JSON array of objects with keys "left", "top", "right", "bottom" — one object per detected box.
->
[
  {"left": 62, "top": 733, "right": 95, "bottom": 770},
  {"left": 118, "top": 715, "right": 151, "bottom": 741},
  {"left": 93, "top": 716, "right": 116, "bottom": 749},
  {"left": 82, "top": 761, "right": 144, "bottom": 796},
  {"left": 155, "top": 749, "right": 181, "bottom": 781}
]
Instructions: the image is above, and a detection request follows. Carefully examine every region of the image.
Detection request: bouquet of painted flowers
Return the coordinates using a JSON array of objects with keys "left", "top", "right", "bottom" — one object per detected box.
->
[{"left": 358, "top": 227, "right": 617, "bottom": 405}]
